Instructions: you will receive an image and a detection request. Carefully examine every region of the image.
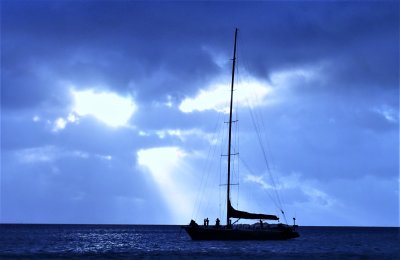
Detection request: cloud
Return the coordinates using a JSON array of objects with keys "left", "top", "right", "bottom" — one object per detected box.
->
[
  {"left": 372, "top": 105, "right": 398, "bottom": 124},
  {"left": 16, "top": 146, "right": 59, "bottom": 163},
  {"left": 244, "top": 174, "right": 274, "bottom": 190},
  {"left": 71, "top": 89, "right": 137, "bottom": 128},
  {"left": 52, "top": 117, "right": 67, "bottom": 132},
  {"left": 242, "top": 171, "right": 398, "bottom": 226},
  {"left": 179, "top": 77, "right": 273, "bottom": 113},
  {"left": 244, "top": 172, "right": 337, "bottom": 210},
  {"left": 153, "top": 128, "right": 215, "bottom": 144},
  {"left": 14, "top": 145, "right": 96, "bottom": 164}
]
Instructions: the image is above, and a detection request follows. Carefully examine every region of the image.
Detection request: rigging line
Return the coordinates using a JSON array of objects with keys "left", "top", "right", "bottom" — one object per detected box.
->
[
  {"left": 193, "top": 145, "right": 213, "bottom": 218},
  {"left": 191, "top": 138, "right": 213, "bottom": 220},
  {"left": 237, "top": 32, "right": 286, "bottom": 223},
  {"left": 231, "top": 58, "right": 241, "bottom": 210},
  {"left": 282, "top": 211, "right": 288, "bottom": 225},
  {"left": 202, "top": 130, "right": 223, "bottom": 216},
  {"left": 209, "top": 112, "right": 229, "bottom": 215},
  {"left": 236, "top": 98, "right": 240, "bottom": 209},
  {"left": 192, "top": 110, "right": 224, "bottom": 220},
  {"left": 239, "top": 157, "right": 281, "bottom": 210},
  {"left": 253, "top": 113, "right": 287, "bottom": 225},
  {"left": 231, "top": 95, "right": 239, "bottom": 177},
  {"left": 237, "top": 34, "right": 285, "bottom": 221},
  {"left": 219, "top": 150, "right": 222, "bottom": 219},
  {"left": 238, "top": 55, "right": 282, "bottom": 212},
  {"left": 199, "top": 113, "right": 227, "bottom": 220},
  {"left": 246, "top": 82, "right": 288, "bottom": 223},
  {"left": 218, "top": 101, "right": 231, "bottom": 219},
  {"left": 237, "top": 63, "right": 282, "bottom": 213},
  {"left": 236, "top": 30, "right": 252, "bottom": 84},
  {"left": 247, "top": 104, "right": 269, "bottom": 171},
  {"left": 253, "top": 103, "right": 286, "bottom": 213},
  {"left": 249, "top": 99, "right": 277, "bottom": 190},
  {"left": 247, "top": 102, "right": 284, "bottom": 212},
  {"left": 236, "top": 166, "right": 240, "bottom": 208}
]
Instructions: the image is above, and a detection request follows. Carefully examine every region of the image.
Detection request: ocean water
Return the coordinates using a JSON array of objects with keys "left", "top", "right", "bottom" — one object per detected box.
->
[{"left": 0, "top": 224, "right": 399, "bottom": 258}]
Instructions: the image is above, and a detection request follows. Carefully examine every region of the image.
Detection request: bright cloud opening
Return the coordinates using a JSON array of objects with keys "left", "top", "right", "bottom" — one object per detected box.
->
[
  {"left": 51, "top": 113, "right": 80, "bottom": 132},
  {"left": 53, "top": 117, "right": 67, "bottom": 132},
  {"left": 71, "top": 89, "right": 137, "bottom": 127},
  {"left": 179, "top": 77, "right": 272, "bottom": 113}
]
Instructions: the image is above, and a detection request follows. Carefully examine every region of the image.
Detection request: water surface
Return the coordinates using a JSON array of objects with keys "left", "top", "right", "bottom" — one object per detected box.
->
[{"left": 0, "top": 224, "right": 399, "bottom": 258}]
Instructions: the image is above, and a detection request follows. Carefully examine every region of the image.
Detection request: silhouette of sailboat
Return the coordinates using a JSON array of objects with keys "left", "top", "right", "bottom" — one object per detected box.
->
[{"left": 183, "top": 28, "right": 299, "bottom": 240}]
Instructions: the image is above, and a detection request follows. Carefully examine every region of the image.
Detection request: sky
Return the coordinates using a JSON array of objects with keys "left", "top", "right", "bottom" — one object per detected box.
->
[{"left": 1, "top": 1, "right": 399, "bottom": 226}]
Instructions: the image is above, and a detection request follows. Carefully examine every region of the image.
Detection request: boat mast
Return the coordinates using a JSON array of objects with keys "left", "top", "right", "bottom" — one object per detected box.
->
[{"left": 227, "top": 28, "right": 238, "bottom": 226}]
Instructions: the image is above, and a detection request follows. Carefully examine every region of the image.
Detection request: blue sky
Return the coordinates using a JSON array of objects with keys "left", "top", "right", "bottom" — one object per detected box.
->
[{"left": 1, "top": 1, "right": 398, "bottom": 226}]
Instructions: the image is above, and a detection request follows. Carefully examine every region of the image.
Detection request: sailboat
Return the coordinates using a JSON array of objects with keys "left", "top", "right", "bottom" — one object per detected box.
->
[{"left": 183, "top": 28, "right": 299, "bottom": 240}]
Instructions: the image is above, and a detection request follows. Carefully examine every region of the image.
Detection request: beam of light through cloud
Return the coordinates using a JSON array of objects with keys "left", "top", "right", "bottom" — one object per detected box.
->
[
  {"left": 137, "top": 146, "right": 195, "bottom": 223},
  {"left": 71, "top": 89, "right": 137, "bottom": 128},
  {"left": 179, "top": 77, "right": 272, "bottom": 113}
]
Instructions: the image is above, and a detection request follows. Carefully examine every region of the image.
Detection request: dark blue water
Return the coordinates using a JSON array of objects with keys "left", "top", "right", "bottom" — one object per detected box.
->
[{"left": 0, "top": 225, "right": 399, "bottom": 258}]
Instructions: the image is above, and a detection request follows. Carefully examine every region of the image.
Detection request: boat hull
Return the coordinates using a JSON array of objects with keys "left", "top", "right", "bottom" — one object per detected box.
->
[{"left": 183, "top": 225, "right": 299, "bottom": 240}]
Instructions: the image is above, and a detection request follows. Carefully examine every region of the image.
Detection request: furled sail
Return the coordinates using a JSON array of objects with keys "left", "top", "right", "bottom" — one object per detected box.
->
[{"left": 227, "top": 200, "right": 279, "bottom": 220}]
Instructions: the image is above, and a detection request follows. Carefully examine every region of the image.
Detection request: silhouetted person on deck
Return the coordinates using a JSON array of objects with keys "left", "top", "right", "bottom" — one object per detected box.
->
[
  {"left": 215, "top": 218, "right": 220, "bottom": 227},
  {"left": 206, "top": 218, "right": 209, "bottom": 226},
  {"left": 260, "top": 219, "right": 263, "bottom": 228},
  {"left": 189, "top": 219, "right": 198, "bottom": 227}
]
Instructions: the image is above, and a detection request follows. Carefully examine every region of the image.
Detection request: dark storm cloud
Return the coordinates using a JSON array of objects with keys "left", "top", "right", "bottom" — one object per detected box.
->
[
  {"left": 1, "top": 1, "right": 223, "bottom": 109},
  {"left": 3, "top": 1, "right": 397, "bottom": 110}
]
